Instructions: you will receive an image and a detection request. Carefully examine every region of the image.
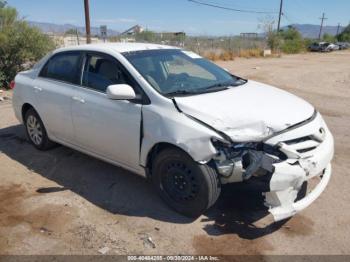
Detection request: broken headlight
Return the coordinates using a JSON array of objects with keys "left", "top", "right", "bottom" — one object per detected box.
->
[{"left": 211, "top": 138, "right": 285, "bottom": 180}]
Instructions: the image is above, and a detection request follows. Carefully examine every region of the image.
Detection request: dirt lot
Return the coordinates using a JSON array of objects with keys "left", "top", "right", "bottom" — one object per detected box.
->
[{"left": 0, "top": 51, "right": 349, "bottom": 255}]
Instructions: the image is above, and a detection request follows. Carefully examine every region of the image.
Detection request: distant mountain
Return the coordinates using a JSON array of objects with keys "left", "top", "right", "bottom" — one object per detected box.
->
[
  {"left": 283, "top": 24, "right": 345, "bottom": 39},
  {"left": 28, "top": 21, "right": 120, "bottom": 36}
]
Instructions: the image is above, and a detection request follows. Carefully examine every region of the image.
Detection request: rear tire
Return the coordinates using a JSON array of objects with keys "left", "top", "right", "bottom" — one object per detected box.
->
[
  {"left": 24, "top": 108, "right": 56, "bottom": 150},
  {"left": 152, "top": 148, "right": 221, "bottom": 218}
]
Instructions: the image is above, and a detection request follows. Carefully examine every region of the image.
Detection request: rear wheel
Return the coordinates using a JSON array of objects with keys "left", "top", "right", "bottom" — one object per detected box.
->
[
  {"left": 24, "top": 108, "right": 55, "bottom": 150},
  {"left": 152, "top": 148, "right": 221, "bottom": 217}
]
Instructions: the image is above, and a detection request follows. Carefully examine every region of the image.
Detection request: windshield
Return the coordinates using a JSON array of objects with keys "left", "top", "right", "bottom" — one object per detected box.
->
[{"left": 123, "top": 49, "right": 246, "bottom": 96}]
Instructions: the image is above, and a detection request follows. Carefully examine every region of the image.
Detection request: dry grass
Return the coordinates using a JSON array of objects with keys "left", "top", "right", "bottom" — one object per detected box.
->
[
  {"left": 238, "top": 48, "right": 263, "bottom": 58},
  {"left": 203, "top": 48, "right": 264, "bottom": 61}
]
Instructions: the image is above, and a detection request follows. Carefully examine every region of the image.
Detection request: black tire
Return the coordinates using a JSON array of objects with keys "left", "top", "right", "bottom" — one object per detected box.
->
[
  {"left": 152, "top": 148, "right": 221, "bottom": 217},
  {"left": 24, "top": 108, "right": 56, "bottom": 150}
]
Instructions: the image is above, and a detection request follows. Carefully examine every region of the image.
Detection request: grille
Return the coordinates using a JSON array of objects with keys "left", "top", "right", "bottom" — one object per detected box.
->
[{"left": 282, "top": 134, "right": 322, "bottom": 156}]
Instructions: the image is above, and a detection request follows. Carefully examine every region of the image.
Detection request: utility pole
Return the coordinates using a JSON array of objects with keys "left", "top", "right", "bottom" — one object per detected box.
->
[
  {"left": 277, "top": 0, "right": 283, "bottom": 32},
  {"left": 76, "top": 28, "right": 80, "bottom": 45},
  {"left": 336, "top": 23, "right": 341, "bottom": 35},
  {"left": 84, "top": 0, "right": 91, "bottom": 44},
  {"left": 318, "top": 13, "right": 327, "bottom": 40}
]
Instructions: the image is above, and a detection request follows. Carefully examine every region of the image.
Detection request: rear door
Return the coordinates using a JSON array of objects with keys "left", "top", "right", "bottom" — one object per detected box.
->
[
  {"left": 33, "top": 51, "right": 83, "bottom": 143},
  {"left": 71, "top": 52, "right": 143, "bottom": 171}
]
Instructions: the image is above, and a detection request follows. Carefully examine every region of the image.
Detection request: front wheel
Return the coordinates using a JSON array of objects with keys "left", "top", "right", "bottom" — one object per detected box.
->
[{"left": 152, "top": 148, "right": 221, "bottom": 217}]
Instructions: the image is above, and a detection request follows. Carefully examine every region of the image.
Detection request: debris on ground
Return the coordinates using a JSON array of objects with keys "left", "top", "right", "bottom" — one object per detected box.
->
[
  {"left": 0, "top": 90, "right": 11, "bottom": 102},
  {"left": 139, "top": 233, "right": 156, "bottom": 249},
  {"left": 98, "top": 246, "right": 110, "bottom": 255},
  {"left": 39, "top": 227, "right": 53, "bottom": 235}
]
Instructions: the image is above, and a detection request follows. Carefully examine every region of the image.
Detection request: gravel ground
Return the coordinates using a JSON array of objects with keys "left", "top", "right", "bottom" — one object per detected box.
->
[{"left": 0, "top": 50, "right": 349, "bottom": 255}]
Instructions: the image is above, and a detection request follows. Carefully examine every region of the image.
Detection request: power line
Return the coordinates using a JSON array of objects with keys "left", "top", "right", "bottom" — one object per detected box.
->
[
  {"left": 187, "top": 0, "right": 278, "bottom": 14},
  {"left": 282, "top": 12, "right": 294, "bottom": 25}
]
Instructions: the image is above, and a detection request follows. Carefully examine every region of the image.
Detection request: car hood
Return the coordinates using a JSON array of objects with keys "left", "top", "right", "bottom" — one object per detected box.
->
[{"left": 174, "top": 80, "right": 314, "bottom": 142}]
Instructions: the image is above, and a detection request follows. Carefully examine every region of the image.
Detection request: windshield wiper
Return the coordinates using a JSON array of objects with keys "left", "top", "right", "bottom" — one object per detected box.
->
[
  {"left": 202, "top": 82, "right": 231, "bottom": 91},
  {"left": 164, "top": 90, "right": 198, "bottom": 97},
  {"left": 204, "top": 78, "right": 247, "bottom": 91}
]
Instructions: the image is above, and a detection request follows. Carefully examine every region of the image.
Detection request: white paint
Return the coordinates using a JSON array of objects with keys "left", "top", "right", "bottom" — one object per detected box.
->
[
  {"left": 264, "top": 112, "right": 334, "bottom": 221},
  {"left": 182, "top": 50, "right": 202, "bottom": 59},
  {"left": 175, "top": 80, "right": 314, "bottom": 142},
  {"left": 106, "top": 84, "right": 136, "bottom": 100}
]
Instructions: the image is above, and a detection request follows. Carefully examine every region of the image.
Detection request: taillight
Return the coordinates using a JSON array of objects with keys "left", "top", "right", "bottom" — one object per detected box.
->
[{"left": 9, "top": 80, "right": 15, "bottom": 89}]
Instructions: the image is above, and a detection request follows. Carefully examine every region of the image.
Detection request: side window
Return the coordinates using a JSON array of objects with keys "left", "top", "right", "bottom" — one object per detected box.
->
[
  {"left": 82, "top": 55, "right": 132, "bottom": 93},
  {"left": 40, "top": 52, "right": 81, "bottom": 84}
]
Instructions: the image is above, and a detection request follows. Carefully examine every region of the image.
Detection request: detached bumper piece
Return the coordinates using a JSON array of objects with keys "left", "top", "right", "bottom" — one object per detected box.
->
[
  {"left": 214, "top": 113, "right": 334, "bottom": 222},
  {"left": 266, "top": 164, "right": 331, "bottom": 221}
]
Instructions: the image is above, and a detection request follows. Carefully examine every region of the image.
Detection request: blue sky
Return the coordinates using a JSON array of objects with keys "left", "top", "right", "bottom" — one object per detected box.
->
[{"left": 6, "top": 0, "right": 350, "bottom": 35}]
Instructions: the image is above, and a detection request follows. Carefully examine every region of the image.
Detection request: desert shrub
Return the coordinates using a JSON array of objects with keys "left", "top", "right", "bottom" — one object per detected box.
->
[
  {"left": 280, "top": 27, "right": 306, "bottom": 54},
  {"left": 203, "top": 51, "right": 220, "bottom": 61},
  {"left": 337, "top": 24, "right": 350, "bottom": 42},
  {"left": 239, "top": 48, "right": 263, "bottom": 58},
  {"left": 219, "top": 50, "right": 236, "bottom": 61},
  {"left": 281, "top": 39, "right": 305, "bottom": 53},
  {"left": 323, "top": 33, "right": 336, "bottom": 43},
  {"left": 0, "top": 3, "right": 56, "bottom": 88}
]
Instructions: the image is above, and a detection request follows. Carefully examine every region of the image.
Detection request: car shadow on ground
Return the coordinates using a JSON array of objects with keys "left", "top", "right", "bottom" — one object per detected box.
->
[{"left": 0, "top": 124, "right": 289, "bottom": 239}]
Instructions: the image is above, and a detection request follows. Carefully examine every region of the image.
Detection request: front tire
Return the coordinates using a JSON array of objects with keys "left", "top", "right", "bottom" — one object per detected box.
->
[
  {"left": 152, "top": 148, "right": 221, "bottom": 217},
  {"left": 24, "top": 108, "right": 55, "bottom": 150}
]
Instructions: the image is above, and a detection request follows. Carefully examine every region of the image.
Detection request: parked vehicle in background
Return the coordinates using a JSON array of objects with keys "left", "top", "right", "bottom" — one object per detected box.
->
[
  {"left": 12, "top": 43, "right": 334, "bottom": 222},
  {"left": 328, "top": 43, "right": 340, "bottom": 51},
  {"left": 336, "top": 42, "right": 350, "bottom": 50},
  {"left": 308, "top": 42, "right": 340, "bottom": 52}
]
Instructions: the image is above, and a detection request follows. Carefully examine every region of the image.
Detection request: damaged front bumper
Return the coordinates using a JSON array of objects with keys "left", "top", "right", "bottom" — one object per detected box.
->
[{"left": 213, "top": 112, "right": 334, "bottom": 222}]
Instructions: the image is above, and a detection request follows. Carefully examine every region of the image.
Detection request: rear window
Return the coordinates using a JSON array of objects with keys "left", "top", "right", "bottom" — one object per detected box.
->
[
  {"left": 39, "top": 52, "right": 81, "bottom": 84},
  {"left": 32, "top": 52, "right": 52, "bottom": 70}
]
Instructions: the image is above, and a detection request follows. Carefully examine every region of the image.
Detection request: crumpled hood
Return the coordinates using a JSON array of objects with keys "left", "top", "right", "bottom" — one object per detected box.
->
[{"left": 174, "top": 80, "right": 314, "bottom": 142}]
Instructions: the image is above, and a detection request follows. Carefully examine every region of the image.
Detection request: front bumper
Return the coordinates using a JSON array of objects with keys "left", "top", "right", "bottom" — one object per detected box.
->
[
  {"left": 214, "top": 112, "right": 334, "bottom": 222},
  {"left": 264, "top": 112, "right": 334, "bottom": 221}
]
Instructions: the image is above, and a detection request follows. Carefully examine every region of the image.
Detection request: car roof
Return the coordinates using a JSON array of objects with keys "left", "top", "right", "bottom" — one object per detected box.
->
[{"left": 54, "top": 42, "right": 180, "bottom": 55}]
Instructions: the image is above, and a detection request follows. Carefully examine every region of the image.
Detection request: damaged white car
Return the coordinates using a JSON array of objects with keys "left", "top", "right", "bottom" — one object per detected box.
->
[{"left": 12, "top": 43, "right": 334, "bottom": 221}]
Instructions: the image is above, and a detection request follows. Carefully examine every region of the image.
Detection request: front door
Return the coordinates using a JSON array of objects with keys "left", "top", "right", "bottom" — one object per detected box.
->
[{"left": 71, "top": 52, "right": 142, "bottom": 170}]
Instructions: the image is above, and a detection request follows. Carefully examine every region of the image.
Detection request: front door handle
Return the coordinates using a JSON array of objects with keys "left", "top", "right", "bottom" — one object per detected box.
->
[
  {"left": 33, "top": 86, "right": 43, "bottom": 92},
  {"left": 72, "top": 96, "right": 85, "bottom": 103}
]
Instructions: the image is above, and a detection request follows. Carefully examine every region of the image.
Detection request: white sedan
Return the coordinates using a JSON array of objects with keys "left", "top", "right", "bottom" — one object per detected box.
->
[{"left": 12, "top": 43, "right": 334, "bottom": 221}]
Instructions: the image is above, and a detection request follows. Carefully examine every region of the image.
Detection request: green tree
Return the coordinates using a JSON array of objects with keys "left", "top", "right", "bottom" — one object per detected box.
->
[
  {"left": 322, "top": 33, "right": 336, "bottom": 43},
  {"left": 337, "top": 24, "right": 350, "bottom": 42},
  {"left": 0, "top": 4, "right": 56, "bottom": 88},
  {"left": 280, "top": 27, "right": 306, "bottom": 54},
  {"left": 0, "top": 0, "right": 7, "bottom": 8},
  {"left": 258, "top": 16, "right": 281, "bottom": 51}
]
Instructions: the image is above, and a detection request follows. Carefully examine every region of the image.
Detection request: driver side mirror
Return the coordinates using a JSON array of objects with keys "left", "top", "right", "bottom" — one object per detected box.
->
[{"left": 106, "top": 84, "right": 136, "bottom": 100}]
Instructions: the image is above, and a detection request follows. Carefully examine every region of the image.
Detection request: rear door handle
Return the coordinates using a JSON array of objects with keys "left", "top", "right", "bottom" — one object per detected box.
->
[
  {"left": 72, "top": 96, "right": 85, "bottom": 103},
  {"left": 33, "top": 86, "right": 42, "bottom": 92}
]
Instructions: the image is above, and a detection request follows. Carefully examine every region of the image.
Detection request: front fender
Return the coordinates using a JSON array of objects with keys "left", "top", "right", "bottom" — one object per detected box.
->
[{"left": 140, "top": 104, "right": 223, "bottom": 167}]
